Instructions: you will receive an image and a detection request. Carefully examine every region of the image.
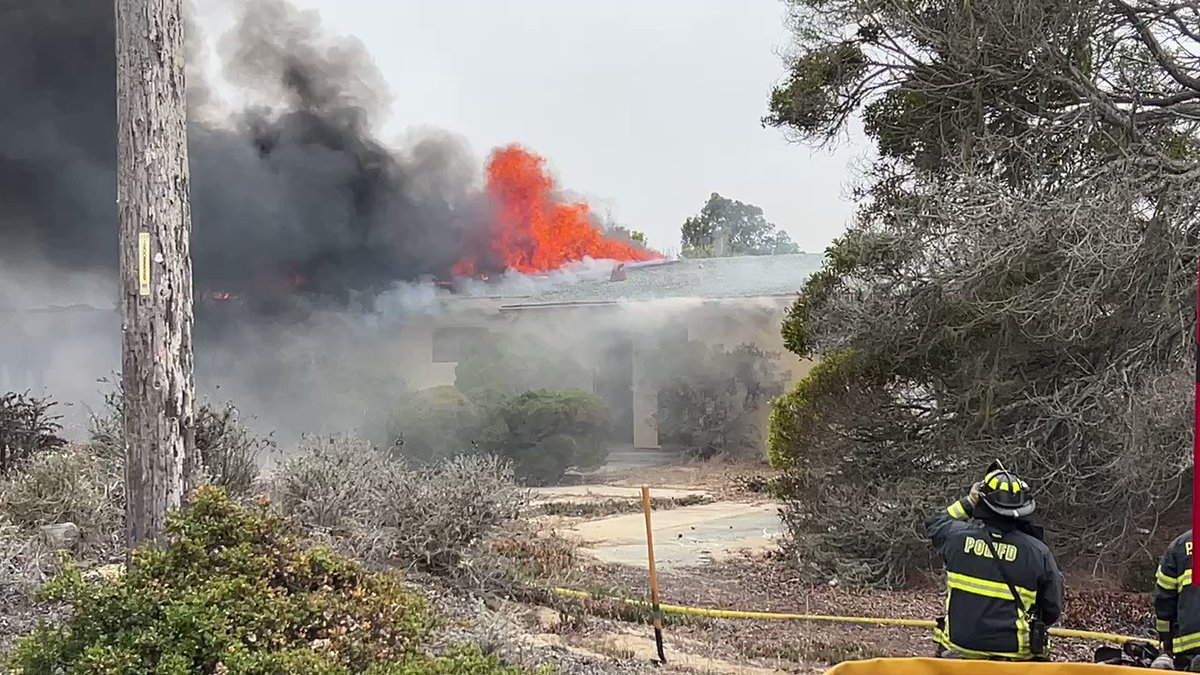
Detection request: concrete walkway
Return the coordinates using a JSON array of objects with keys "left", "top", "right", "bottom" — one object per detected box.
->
[{"left": 564, "top": 501, "right": 781, "bottom": 569}]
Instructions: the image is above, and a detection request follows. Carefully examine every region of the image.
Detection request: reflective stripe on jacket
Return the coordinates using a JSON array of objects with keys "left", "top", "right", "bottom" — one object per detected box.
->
[
  {"left": 926, "top": 498, "right": 1064, "bottom": 660},
  {"left": 1155, "top": 530, "right": 1200, "bottom": 653}
]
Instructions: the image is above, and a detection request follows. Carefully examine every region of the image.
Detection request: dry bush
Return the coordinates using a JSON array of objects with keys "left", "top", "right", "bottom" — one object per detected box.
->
[
  {"left": 0, "top": 522, "right": 59, "bottom": 655},
  {"left": 273, "top": 436, "right": 527, "bottom": 585},
  {"left": 532, "top": 494, "right": 712, "bottom": 519},
  {"left": 489, "top": 531, "right": 579, "bottom": 582},
  {"left": 272, "top": 434, "right": 394, "bottom": 531},
  {"left": 0, "top": 392, "right": 66, "bottom": 474},
  {"left": 0, "top": 445, "right": 123, "bottom": 558},
  {"left": 652, "top": 342, "right": 785, "bottom": 460},
  {"left": 0, "top": 522, "right": 55, "bottom": 592},
  {"left": 89, "top": 380, "right": 266, "bottom": 497},
  {"left": 361, "top": 454, "right": 527, "bottom": 582},
  {"left": 0, "top": 391, "right": 263, "bottom": 582},
  {"left": 193, "top": 402, "right": 272, "bottom": 496},
  {"left": 84, "top": 381, "right": 123, "bottom": 460}
]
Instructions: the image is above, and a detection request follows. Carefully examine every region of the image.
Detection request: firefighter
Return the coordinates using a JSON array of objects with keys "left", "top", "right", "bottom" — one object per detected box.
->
[
  {"left": 926, "top": 466, "right": 1064, "bottom": 661},
  {"left": 1151, "top": 530, "right": 1200, "bottom": 670}
]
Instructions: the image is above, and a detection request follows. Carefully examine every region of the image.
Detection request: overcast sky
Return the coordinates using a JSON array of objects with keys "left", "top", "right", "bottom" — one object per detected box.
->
[{"left": 205, "top": 0, "right": 869, "bottom": 254}]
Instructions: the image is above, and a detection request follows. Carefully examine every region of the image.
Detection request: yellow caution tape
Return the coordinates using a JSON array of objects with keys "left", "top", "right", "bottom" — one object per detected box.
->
[{"left": 550, "top": 587, "right": 1155, "bottom": 646}]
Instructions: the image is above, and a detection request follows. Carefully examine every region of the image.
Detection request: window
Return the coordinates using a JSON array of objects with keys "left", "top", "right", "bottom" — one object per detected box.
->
[{"left": 432, "top": 326, "right": 487, "bottom": 363}]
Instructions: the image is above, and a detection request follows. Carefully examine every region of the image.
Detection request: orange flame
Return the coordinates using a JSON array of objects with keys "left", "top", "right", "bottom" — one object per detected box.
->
[{"left": 452, "top": 145, "right": 659, "bottom": 276}]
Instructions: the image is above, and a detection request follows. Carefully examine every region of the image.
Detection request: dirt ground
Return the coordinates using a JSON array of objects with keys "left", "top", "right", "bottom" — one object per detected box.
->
[{"left": 513, "top": 462, "right": 1156, "bottom": 674}]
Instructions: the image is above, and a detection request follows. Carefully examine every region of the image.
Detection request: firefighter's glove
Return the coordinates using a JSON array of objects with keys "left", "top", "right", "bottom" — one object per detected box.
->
[
  {"left": 967, "top": 482, "right": 981, "bottom": 506},
  {"left": 1151, "top": 654, "right": 1175, "bottom": 670}
]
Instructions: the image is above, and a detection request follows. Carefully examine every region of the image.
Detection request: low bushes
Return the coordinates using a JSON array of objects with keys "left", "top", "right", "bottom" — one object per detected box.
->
[
  {"left": 0, "top": 445, "right": 123, "bottom": 557},
  {"left": 272, "top": 436, "right": 388, "bottom": 532},
  {"left": 386, "top": 386, "right": 613, "bottom": 486},
  {"left": 9, "top": 486, "right": 533, "bottom": 674},
  {"left": 273, "top": 437, "right": 526, "bottom": 579},
  {"left": 0, "top": 385, "right": 565, "bottom": 671},
  {"left": 193, "top": 402, "right": 273, "bottom": 496}
]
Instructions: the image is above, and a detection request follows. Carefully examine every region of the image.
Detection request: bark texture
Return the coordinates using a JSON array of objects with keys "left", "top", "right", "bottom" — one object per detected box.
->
[{"left": 115, "top": 0, "right": 195, "bottom": 548}]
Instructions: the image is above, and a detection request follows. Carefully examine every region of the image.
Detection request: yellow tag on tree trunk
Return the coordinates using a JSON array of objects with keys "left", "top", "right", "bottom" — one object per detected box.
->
[{"left": 138, "top": 232, "right": 151, "bottom": 296}]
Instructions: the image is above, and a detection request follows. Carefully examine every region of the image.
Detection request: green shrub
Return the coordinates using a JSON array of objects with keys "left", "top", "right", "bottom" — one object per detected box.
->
[
  {"left": 384, "top": 386, "right": 480, "bottom": 463},
  {"left": 0, "top": 392, "right": 66, "bottom": 474},
  {"left": 768, "top": 350, "right": 866, "bottom": 470},
  {"left": 480, "top": 390, "right": 611, "bottom": 485},
  {"left": 768, "top": 351, "right": 951, "bottom": 586},
  {"left": 10, "top": 486, "right": 530, "bottom": 674}
]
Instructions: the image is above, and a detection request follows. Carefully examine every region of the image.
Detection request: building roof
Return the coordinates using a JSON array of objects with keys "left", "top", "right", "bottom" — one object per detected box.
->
[
  {"left": 497, "top": 253, "right": 821, "bottom": 307},
  {"left": 8, "top": 254, "right": 823, "bottom": 314}
]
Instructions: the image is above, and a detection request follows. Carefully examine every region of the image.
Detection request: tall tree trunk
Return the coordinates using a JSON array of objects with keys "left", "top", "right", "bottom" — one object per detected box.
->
[{"left": 115, "top": 0, "right": 195, "bottom": 548}]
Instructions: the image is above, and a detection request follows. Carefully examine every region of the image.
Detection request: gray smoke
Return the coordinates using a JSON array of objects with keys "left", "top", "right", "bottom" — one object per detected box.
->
[
  {"left": 0, "top": 0, "right": 493, "bottom": 304},
  {"left": 0, "top": 0, "right": 716, "bottom": 452}
]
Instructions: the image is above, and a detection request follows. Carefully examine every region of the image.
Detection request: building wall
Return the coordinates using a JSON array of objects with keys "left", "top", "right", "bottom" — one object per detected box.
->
[
  {"left": 393, "top": 323, "right": 461, "bottom": 390},
  {"left": 382, "top": 300, "right": 504, "bottom": 390},
  {"left": 404, "top": 295, "right": 815, "bottom": 452}
]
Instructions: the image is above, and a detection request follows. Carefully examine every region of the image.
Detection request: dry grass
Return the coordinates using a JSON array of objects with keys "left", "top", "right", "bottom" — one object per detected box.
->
[{"left": 531, "top": 494, "right": 713, "bottom": 519}]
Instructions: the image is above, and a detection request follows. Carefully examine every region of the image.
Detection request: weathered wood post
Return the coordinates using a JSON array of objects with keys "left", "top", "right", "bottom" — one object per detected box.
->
[{"left": 115, "top": 0, "right": 195, "bottom": 548}]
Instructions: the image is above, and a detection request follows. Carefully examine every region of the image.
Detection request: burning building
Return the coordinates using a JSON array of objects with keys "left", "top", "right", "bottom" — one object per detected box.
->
[
  {"left": 0, "top": 0, "right": 813, "bottom": 454},
  {"left": 193, "top": 143, "right": 660, "bottom": 313},
  {"left": 387, "top": 253, "right": 821, "bottom": 450}
]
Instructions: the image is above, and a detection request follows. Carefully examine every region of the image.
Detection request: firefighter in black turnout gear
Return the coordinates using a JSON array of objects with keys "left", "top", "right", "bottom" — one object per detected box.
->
[
  {"left": 1151, "top": 530, "right": 1200, "bottom": 670},
  {"left": 926, "top": 466, "right": 1065, "bottom": 660}
]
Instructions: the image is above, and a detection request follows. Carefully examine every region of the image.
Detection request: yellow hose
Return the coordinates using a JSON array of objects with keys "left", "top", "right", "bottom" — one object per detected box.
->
[{"left": 550, "top": 587, "right": 1154, "bottom": 646}]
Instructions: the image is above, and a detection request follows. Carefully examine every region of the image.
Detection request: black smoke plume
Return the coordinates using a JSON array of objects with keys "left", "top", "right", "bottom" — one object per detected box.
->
[{"left": 0, "top": 0, "right": 491, "bottom": 308}]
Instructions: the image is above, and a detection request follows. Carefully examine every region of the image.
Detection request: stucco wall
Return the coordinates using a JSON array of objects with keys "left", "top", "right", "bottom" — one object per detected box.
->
[{"left": 391, "top": 323, "right": 458, "bottom": 390}]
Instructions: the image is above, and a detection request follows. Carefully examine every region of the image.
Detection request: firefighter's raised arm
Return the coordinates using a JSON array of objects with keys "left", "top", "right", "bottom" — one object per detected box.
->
[{"left": 926, "top": 486, "right": 977, "bottom": 553}]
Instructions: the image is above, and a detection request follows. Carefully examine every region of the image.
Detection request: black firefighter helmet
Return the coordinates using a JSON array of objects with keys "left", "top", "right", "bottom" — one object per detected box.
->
[{"left": 976, "top": 465, "right": 1035, "bottom": 519}]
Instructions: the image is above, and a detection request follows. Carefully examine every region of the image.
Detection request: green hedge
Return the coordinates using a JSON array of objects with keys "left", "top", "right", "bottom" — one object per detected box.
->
[{"left": 10, "top": 486, "right": 532, "bottom": 674}]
